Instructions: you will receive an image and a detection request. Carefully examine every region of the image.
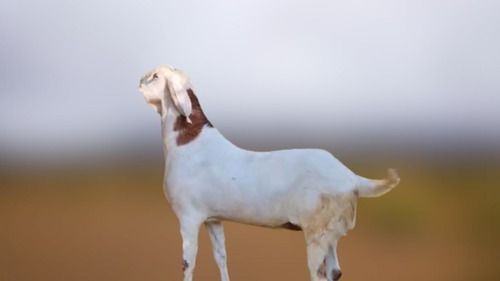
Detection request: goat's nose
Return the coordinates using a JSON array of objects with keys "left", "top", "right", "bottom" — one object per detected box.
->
[{"left": 332, "top": 269, "right": 342, "bottom": 281}]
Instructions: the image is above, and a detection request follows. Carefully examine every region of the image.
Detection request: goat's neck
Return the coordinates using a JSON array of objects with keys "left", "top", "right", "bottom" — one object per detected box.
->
[
  {"left": 160, "top": 89, "right": 215, "bottom": 157},
  {"left": 160, "top": 108, "right": 180, "bottom": 157}
]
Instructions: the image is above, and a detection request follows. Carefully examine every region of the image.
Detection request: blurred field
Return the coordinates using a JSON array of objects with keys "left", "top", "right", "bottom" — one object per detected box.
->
[{"left": 1, "top": 160, "right": 499, "bottom": 281}]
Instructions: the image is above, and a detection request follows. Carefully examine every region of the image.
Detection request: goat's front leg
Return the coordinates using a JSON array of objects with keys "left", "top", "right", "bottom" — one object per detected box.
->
[
  {"left": 205, "top": 221, "right": 230, "bottom": 281},
  {"left": 179, "top": 216, "right": 203, "bottom": 281}
]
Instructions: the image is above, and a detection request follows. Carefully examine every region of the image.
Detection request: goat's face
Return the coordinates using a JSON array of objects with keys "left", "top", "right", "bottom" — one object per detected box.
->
[
  {"left": 139, "top": 66, "right": 170, "bottom": 114},
  {"left": 138, "top": 65, "right": 193, "bottom": 118}
]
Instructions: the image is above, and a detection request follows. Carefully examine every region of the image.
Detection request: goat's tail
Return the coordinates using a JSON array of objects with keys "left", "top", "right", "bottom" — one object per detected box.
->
[{"left": 355, "top": 169, "right": 400, "bottom": 198}]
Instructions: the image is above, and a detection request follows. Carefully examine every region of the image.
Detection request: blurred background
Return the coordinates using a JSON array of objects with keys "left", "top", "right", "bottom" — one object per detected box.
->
[{"left": 1, "top": 0, "right": 499, "bottom": 280}]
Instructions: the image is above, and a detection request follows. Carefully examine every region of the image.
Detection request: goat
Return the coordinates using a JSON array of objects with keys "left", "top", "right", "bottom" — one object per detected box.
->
[{"left": 138, "top": 65, "right": 400, "bottom": 281}]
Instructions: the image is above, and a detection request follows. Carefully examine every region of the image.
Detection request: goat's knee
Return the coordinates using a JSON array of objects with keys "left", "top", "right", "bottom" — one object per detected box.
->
[
  {"left": 182, "top": 259, "right": 189, "bottom": 272},
  {"left": 331, "top": 269, "right": 342, "bottom": 281},
  {"left": 318, "top": 261, "right": 342, "bottom": 281}
]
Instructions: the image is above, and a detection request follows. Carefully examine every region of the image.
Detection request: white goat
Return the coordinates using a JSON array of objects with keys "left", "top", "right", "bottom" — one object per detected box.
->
[{"left": 138, "top": 65, "right": 400, "bottom": 281}]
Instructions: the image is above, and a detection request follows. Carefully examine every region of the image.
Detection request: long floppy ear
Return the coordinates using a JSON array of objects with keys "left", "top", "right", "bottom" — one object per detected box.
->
[{"left": 165, "top": 69, "right": 193, "bottom": 123}]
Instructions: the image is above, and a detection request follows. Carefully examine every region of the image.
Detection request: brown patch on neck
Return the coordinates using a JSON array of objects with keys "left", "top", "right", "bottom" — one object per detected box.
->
[{"left": 173, "top": 89, "right": 213, "bottom": 146}]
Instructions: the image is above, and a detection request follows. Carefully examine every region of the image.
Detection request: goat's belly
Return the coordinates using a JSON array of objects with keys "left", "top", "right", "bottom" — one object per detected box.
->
[
  {"left": 203, "top": 188, "right": 316, "bottom": 228},
  {"left": 211, "top": 212, "right": 294, "bottom": 229},
  {"left": 211, "top": 205, "right": 289, "bottom": 228}
]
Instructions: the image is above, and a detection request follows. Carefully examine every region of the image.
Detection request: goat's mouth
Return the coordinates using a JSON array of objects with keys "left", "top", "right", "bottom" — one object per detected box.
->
[{"left": 138, "top": 85, "right": 147, "bottom": 94}]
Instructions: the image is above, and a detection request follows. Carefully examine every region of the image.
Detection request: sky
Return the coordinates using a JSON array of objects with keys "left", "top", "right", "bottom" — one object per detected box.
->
[{"left": 0, "top": 0, "right": 499, "bottom": 163}]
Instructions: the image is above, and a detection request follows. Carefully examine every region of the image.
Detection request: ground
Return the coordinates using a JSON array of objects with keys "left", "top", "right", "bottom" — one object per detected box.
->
[{"left": 1, "top": 161, "right": 499, "bottom": 281}]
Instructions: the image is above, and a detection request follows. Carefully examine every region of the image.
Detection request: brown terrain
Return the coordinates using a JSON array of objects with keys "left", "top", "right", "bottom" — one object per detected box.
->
[{"left": 1, "top": 162, "right": 499, "bottom": 281}]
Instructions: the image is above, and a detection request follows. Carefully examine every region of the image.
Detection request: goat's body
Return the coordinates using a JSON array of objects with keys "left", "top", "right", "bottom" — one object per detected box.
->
[
  {"left": 138, "top": 65, "right": 400, "bottom": 281},
  {"left": 165, "top": 127, "right": 358, "bottom": 229}
]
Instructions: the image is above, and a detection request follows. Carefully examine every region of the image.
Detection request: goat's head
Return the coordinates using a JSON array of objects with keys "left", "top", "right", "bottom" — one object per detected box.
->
[{"left": 139, "top": 65, "right": 193, "bottom": 122}]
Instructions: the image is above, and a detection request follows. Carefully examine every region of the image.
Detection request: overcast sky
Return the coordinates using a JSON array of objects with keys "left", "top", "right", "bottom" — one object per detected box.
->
[{"left": 0, "top": 0, "right": 499, "bottom": 162}]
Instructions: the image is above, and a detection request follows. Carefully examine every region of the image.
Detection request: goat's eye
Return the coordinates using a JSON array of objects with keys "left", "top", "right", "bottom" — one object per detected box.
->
[{"left": 152, "top": 73, "right": 158, "bottom": 79}]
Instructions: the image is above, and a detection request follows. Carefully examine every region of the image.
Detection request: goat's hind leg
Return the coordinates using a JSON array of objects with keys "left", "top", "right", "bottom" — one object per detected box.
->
[
  {"left": 304, "top": 233, "right": 330, "bottom": 281},
  {"left": 324, "top": 240, "right": 342, "bottom": 281},
  {"left": 205, "top": 221, "right": 230, "bottom": 281}
]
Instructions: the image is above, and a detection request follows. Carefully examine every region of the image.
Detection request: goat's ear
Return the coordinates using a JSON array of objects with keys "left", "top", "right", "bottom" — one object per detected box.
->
[{"left": 165, "top": 69, "right": 193, "bottom": 123}]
